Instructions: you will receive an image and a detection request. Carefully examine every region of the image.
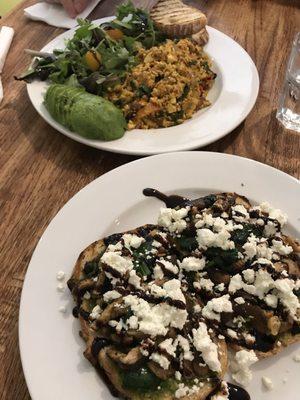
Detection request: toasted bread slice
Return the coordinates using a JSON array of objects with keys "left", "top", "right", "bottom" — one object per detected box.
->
[
  {"left": 150, "top": 0, "right": 207, "bottom": 38},
  {"left": 191, "top": 28, "right": 209, "bottom": 46}
]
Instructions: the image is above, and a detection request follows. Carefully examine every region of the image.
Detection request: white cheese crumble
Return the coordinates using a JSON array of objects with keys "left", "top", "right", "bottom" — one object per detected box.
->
[
  {"left": 258, "top": 202, "right": 287, "bottom": 226},
  {"left": 122, "top": 233, "right": 145, "bottom": 249},
  {"left": 159, "top": 259, "right": 179, "bottom": 274},
  {"left": 175, "top": 383, "right": 199, "bottom": 398},
  {"left": 197, "top": 228, "right": 234, "bottom": 251},
  {"left": 56, "top": 283, "right": 65, "bottom": 292},
  {"left": 153, "top": 264, "right": 164, "bottom": 280},
  {"left": 158, "top": 207, "right": 189, "bottom": 233},
  {"left": 149, "top": 352, "right": 170, "bottom": 370},
  {"left": 103, "top": 290, "right": 121, "bottom": 303},
  {"left": 193, "top": 304, "right": 202, "bottom": 313},
  {"left": 230, "top": 350, "right": 258, "bottom": 387},
  {"left": 234, "top": 297, "right": 245, "bottom": 305},
  {"left": 227, "top": 328, "right": 238, "bottom": 339},
  {"left": 176, "top": 335, "right": 194, "bottom": 361},
  {"left": 101, "top": 251, "right": 133, "bottom": 276},
  {"left": 90, "top": 305, "right": 101, "bottom": 319},
  {"left": 261, "top": 376, "right": 274, "bottom": 390},
  {"left": 59, "top": 305, "right": 67, "bottom": 313},
  {"left": 232, "top": 205, "right": 249, "bottom": 222},
  {"left": 128, "top": 270, "right": 141, "bottom": 289},
  {"left": 159, "top": 338, "right": 177, "bottom": 357},
  {"left": 202, "top": 295, "right": 233, "bottom": 321},
  {"left": 123, "top": 295, "right": 187, "bottom": 337},
  {"left": 293, "top": 353, "right": 300, "bottom": 362},
  {"left": 179, "top": 256, "right": 206, "bottom": 271},
  {"left": 175, "top": 371, "right": 182, "bottom": 381},
  {"left": 194, "top": 278, "right": 214, "bottom": 292},
  {"left": 56, "top": 270, "right": 65, "bottom": 281},
  {"left": 271, "top": 239, "right": 293, "bottom": 256},
  {"left": 192, "top": 322, "right": 221, "bottom": 372}
]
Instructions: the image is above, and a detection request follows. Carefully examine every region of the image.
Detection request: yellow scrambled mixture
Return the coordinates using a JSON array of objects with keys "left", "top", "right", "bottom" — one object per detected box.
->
[{"left": 105, "top": 39, "right": 216, "bottom": 129}]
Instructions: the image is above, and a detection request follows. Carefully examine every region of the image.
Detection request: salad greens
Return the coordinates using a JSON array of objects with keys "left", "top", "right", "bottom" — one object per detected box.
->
[{"left": 17, "top": 2, "right": 166, "bottom": 96}]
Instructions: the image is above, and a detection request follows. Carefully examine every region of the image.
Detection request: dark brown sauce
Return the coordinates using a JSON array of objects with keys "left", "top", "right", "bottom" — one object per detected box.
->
[
  {"left": 143, "top": 188, "right": 190, "bottom": 208},
  {"left": 208, "top": 383, "right": 250, "bottom": 400},
  {"left": 227, "top": 383, "right": 250, "bottom": 400}
]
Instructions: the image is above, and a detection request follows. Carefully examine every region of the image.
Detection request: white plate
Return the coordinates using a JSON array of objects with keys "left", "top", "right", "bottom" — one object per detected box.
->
[
  {"left": 27, "top": 17, "right": 259, "bottom": 155},
  {"left": 19, "top": 152, "right": 300, "bottom": 400}
]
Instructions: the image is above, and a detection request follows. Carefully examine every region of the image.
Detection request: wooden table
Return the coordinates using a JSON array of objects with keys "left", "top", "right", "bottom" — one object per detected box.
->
[{"left": 0, "top": 0, "right": 299, "bottom": 398}]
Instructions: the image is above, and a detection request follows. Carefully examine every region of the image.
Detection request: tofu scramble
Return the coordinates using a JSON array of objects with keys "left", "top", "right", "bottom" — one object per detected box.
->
[{"left": 104, "top": 39, "right": 216, "bottom": 129}]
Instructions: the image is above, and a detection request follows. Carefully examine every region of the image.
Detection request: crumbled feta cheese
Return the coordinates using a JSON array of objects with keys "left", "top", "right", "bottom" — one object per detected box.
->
[
  {"left": 274, "top": 278, "right": 299, "bottom": 319},
  {"left": 234, "top": 297, "right": 245, "bottom": 305},
  {"left": 215, "top": 283, "right": 225, "bottom": 292},
  {"left": 128, "top": 270, "right": 141, "bottom": 289},
  {"left": 158, "top": 207, "right": 189, "bottom": 233},
  {"left": 194, "top": 278, "right": 214, "bottom": 292},
  {"left": 202, "top": 295, "right": 233, "bottom": 321},
  {"left": 175, "top": 371, "right": 182, "bottom": 381},
  {"left": 159, "top": 338, "right": 177, "bottom": 357},
  {"left": 259, "top": 202, "right": 287, "bottom": 226},
  {"left": 103, "top": 290, "right": 121, "bottom": 303},
  {"left": 264, "top": 221, "right": 277, "bottom": 237},
  {"left": 163, "top": 279, "right": 186, "bottom": 303},
  {"left": 56, "top": 283, "right": 65, "bottom": 292},
  {"left": 107, "top": 242, "right": 123, "bottom": 252},
  {"left": 149, "top": 352, "right": 170, "bottom": 370},
  {"left": 123, "top": 295, "right": 187, "bottom": 336},
  {"left": 101, "top": 251, "right": 133, "bottom": 275},
  {"left": 192, "top": 322, "right": 221, "bottom": 372},
  {"left": 194, "top": 304, "right": 202, "bottom": 313},
  {"left": 232, "top": 205, "right": 249, "bottom": 222},
  {"left": 271, "top": 239, "right": 293, "bottom": 256},
  {"left": 159, "top": 259, "right": 179, "bottom": 274},
  {"left": 176, "top": 335, "right": 194, "bottom": 361},
  {"left": 127, "top": 315, "right": 138, "bottom": 330},
  {"left": 153, "top": 264, "right": 164, "bottom": 280},
  {"left": 175, "top": 383, "right": 198, "bottom": 398},
  {"left": 56, "top": 270, "right": 65, "bottom": 281},
  {"left": 293, "top": 353, "right": 300, "bottom": 362},
  {"left": 227, "top": 329, "right": 238, "bottom": 339},
  {"left": 242, "top": 269, "right": 255, "bottom": 283},
  {"left": 90, "top": 305, "right": 101, "bottom": 319},
  {"left": 197, "top": 228, "right": 234, "bottom": 251},
  {"left": 230, "top": 350, "right": 258, "bottom": 387},
  {"left": 265, "top": 293, "right": 278, "bottom": 308},
  {"left": 179, "top": 256, "right": 206, "bottom": 271},
  {"left": 122, "top": 233, "right": 145, "bottom": 249},
  {"left": 262, "top": 376, "right": 274, "bottom": 390}
]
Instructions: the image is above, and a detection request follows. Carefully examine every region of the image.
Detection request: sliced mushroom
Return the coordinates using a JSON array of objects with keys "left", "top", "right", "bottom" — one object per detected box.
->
[
  {"left": 282, "top": 235, "right": 300, "bottom": 253},
  {"left": 147, "top": 360, "right": 174, "bottom": 380},
  {"left": 97, "top": 299, "right": 127, "bottom": 324},
  {"left": 267, "top": 316, "right": 281, "bottom": 336},
  {"left": 192, "top": 359, "right": 210, "bottom": 378},
  {"left": 182, "top": 359, "right": 195, "bottom": 379},
  {"left": 107, "top": 347, "right": 143, "bottom": 369},
  {"left": 77, "top": 278, "right": 95, "bottom": 294},
  {"left": 282, "top": 258, "right": 300, "bottom": 277},
  {"left": 234, "top": 303, "right": 278, "bottom": 335},
  {"left": 235, "top": 195, "right": 251, "bottom": 210},
  {"left": 208, "top": 267, "right": 230, "bottom": 285}
]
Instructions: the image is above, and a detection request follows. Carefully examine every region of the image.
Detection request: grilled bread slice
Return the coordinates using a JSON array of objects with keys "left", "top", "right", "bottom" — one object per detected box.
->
[
  {"left": 150, "top": 0, "right": 207, "bottom": 38},
  {"left": 191, "top": 28, "right": 209, "bottom": 46}
]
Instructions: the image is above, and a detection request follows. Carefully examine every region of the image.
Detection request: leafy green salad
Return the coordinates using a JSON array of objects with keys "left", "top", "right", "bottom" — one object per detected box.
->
[{"left": 18, "top": 2, "right": 166, "bottom": 141}]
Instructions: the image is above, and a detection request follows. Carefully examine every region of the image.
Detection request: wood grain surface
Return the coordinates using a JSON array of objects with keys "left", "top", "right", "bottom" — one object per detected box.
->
[{"left": 0, "top": 0, "right": 299, "bottom": 398}]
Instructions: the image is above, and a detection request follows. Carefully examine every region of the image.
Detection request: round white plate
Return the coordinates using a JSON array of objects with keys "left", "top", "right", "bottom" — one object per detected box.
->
[
  {"left": 19, "top": 152, "right": 299, "bottom": 400},
  {"left": 27, "top": 17, "right": 259, "bottom": 155}
]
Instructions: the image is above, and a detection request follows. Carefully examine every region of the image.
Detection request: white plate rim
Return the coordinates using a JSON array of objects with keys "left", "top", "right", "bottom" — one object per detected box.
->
[
  {"left": 26, "top": 18, "right": 260, "bottom": 155},
  {"left": 19, "top": 151, "right": 300, "bottom": 400}
]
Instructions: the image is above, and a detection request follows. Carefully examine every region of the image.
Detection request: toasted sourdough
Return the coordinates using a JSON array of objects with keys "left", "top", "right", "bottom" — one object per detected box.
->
[
  {"left": 69, "top": 224, "right": 228, "bottom": 400},
  {"left": 150, "top": 0, "right": 207, "bottom": 38}
]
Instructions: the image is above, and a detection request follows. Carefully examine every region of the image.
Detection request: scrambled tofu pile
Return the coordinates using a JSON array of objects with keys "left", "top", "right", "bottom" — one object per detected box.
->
[{"left": 105, "top": 39, "right": 216, "bottom": 129}]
